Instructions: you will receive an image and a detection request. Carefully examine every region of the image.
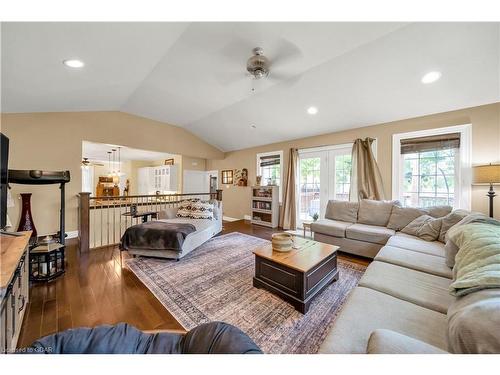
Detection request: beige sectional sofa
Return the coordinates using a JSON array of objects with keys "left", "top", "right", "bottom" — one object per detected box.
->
[{"left": 314, "top": 200, "right": 500, "bottom": 354}]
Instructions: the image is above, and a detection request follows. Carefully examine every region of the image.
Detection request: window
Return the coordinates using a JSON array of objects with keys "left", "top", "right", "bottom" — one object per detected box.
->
[
  {"left": 256, "top": 151, "right": 283, "bottom": 202},
  {"left": 392, "top": 125, "right": 471, "bottom": 209}
]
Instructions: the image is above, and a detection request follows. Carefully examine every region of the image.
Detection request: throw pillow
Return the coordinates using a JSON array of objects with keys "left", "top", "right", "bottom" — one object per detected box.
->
[
  {"left": 190, "top": 200, "right": 214, "bottom": 220},
  {"left": 158, "top": 206, "right": 179, "bottom": 220},
  {"left": 438, "top": 209, "right": 469, "bottom": 243},
  {"left": 357, "top": 199, "right": 400, "bottom": 227},
  {"left": 427, "top": 205, "right": 453, "bottom": 218},
  {"left": 401, "top": 215, "right": 442, "bottom": 241},
  {"left": 325, "top": 200, "right": 359, "bottom": 223},
  {"left": 387, "top": 206, "right": 428, "bottom": 231},
  {"left": 176, "top": 199, "right": 197, "bottom": 218}
]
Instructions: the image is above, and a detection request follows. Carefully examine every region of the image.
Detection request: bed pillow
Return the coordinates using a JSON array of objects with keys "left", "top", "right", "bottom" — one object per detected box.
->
[
  {"left": 159, "top": 206, "right": 179, "bottom": 220},
  {"left": 387, "top": 206, "right": 428, "bottom": 231},
  {"left": 190, "top": 201, "right": 214, "bottom": 220},
  {"left": 401, "top": 215, "right": 442, "bottom": 241},
  {"left": 176, "top": 199, "right": 198, "bottom": 218}
]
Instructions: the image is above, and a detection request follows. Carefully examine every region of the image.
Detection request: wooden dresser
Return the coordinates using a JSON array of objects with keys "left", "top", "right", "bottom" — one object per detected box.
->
[{"left": 0, "top": 231, "right": 31, "bottom": 353}]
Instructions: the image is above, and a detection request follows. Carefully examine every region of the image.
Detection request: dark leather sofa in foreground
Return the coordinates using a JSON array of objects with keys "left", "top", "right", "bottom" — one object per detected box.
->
[{"left": 21, "top": 321, "right": 262, "bottom": 354}]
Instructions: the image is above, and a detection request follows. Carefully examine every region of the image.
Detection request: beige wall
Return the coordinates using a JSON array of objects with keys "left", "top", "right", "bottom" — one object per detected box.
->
[
  {"left": 207, "top": 102, "right": 500, "bottom": 220},
  {"left": 1, "top": 111, "right": 222, "bottom": 236}
]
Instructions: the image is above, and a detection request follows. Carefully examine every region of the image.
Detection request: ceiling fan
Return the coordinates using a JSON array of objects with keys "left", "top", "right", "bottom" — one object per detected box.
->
[
  {"left": 216, "top": 38, "right": 303, "bottom": 85},
  {"left": 81, "top": 157, "right": 104, "bottom": 167}
]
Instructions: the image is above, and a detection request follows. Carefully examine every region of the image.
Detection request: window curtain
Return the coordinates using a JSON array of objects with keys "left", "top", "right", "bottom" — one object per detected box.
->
[
  {"left": 280, "top": 148, "right": 298, "bottom": 230},
  {"left": 349, "top": 138, "right": 385, "bottom": 202}
]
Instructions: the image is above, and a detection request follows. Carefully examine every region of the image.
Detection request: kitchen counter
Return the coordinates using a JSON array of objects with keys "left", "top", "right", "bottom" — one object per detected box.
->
[{"left": 0, "top": 231, "right": 31, "bottom": 299}]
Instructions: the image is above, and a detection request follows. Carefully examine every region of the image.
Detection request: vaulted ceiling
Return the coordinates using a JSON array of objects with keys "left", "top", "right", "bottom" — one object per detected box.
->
[{"left": 2, "top": 22, "right": 499, "bottom": 151}]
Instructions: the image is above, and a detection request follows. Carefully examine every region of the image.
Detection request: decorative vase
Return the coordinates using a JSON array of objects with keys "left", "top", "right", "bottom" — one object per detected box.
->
[
  {"left": 271, "top": 233, "right": 294, "bottom": 253},
  {"left": 17, "top": 193, "right": 37, "bottom": 242}
]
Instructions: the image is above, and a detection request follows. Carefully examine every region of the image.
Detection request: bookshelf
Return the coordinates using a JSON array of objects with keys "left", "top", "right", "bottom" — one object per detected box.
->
[{"left": 251, "top": 185, "right": 279, "bottom": 228}]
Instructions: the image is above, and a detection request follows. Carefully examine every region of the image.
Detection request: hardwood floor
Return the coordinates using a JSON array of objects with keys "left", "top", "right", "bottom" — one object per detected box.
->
[{"left": 17, "top": 220, "right": 370, "bottom": 347}]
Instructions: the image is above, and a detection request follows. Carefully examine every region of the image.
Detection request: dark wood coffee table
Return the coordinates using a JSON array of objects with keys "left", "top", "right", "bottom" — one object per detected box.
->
[{"left": 253, "top": 237, "right": 339, "bottom": 314}]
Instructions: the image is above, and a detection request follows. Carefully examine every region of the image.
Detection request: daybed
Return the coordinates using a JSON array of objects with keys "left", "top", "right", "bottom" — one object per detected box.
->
[{"left": 123, "top": 200, "right": 223, "bottom": 260}]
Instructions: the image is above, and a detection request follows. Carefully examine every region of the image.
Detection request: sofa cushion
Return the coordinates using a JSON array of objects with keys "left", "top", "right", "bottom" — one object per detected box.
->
[
  {"left": 387, "top": 206, "right": 428, "bottom": 231},
  {"left": 325, "top": 200, "right": 358, "bottom": 223},
  {"left": 310, "top": 219, "right": 352, "bottom": 238},
  {"left": 427, "top": 205, "right": 453, "bottom": 218},
  {"left": 375, "top": 246, "right": 452, "bottom": 279},
  {"left": 313, "top": 233, "right": 382, "bottom": 259},
  {"left": 401, "top": 214, "right": 442, "bottom": 241},
  {"left": 345, "top": 223, "right": 395, "bottom": 245},
  {"left": 359, "top": 261, "right": 454, "bottom": 313},
  {"left": 357, "top": 199, "right": 399, "bottom": 227},
  {"left": 447, "top": 289, "right": 500, "bottom": 354},
  {"left": 438, "top": 209, "right": 469, "bottom": 243},
  {"left": 318, "top": 287, "right": 448, "bottom": 354},
  {"left": 387, "top": 233, "right": 445, "bottom": 258},
  {"left": 367, "top": 329, "right": 448, "bottom": 354}
]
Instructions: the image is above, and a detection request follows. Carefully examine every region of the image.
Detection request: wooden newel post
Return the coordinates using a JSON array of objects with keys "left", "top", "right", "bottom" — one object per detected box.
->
[
  {"left": 78, "top": 192, "right": 90, "bottom": 253},
  {"left": 216, "top": 189, "right": 223, "bottom": 201}
]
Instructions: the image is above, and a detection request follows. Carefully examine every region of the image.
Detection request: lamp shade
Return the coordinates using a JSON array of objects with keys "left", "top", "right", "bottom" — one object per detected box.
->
[{"left": 473, "top": 163, "right": 500, "bottom": 184}]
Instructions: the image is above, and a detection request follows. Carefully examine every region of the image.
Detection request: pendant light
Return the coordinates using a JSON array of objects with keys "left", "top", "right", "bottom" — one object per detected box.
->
[{"left": 107, "top": 151, "right": 112, "bottom": 177}]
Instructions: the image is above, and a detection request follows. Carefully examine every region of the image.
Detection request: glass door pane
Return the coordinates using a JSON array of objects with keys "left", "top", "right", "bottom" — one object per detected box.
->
[{"left": 298, "top": 154, "right": 322, "bottom": 224}]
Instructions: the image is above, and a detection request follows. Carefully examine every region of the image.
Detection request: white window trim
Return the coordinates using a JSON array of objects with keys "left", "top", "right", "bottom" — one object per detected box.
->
[
  {"left": 298, "top": 140, "right": 377, "bottom": 159},
  {"left": 392, "top": 124, "right": 472, "bottom": 210},
  {"left": 256, "top": 150, "right": 284, "bottom": 203}
]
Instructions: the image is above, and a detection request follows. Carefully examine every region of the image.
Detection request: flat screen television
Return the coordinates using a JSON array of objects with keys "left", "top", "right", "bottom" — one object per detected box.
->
[{"left": 0, "top": 133, "right": 9, "bottom": 230}]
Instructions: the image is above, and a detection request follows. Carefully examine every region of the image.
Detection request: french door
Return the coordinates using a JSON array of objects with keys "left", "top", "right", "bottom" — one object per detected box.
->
[{"left": 297, "top": 146, "right": 352, "bottom": 228}]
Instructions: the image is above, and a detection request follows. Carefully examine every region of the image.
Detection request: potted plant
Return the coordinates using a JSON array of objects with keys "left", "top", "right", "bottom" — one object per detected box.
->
[{"left": 312, "top": 212, "right": 319, "bottom": 222}]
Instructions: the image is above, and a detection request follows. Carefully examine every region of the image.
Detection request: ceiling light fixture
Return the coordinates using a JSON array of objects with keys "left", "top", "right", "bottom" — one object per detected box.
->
[
  {"left": 63, "top": 59, "right": 85, "bottom": 68},
  {"left": 421, "top": 71, "right": 441, "bottom": 84},
  {"left": 307, "top": 106, "right": 318, "bottom": 115}
]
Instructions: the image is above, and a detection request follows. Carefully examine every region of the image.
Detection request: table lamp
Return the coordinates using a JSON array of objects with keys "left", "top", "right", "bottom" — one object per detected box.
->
[{"left": 472, "top": 163, "right": 500, "bottom": 217}]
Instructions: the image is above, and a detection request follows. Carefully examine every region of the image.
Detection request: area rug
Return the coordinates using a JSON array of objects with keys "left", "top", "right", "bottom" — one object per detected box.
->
[{"left": 126, "top": 232, "right": 366, "bottom": 353}]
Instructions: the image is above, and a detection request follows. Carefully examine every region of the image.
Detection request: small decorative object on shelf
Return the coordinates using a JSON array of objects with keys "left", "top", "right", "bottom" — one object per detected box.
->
[
  {"left": 251, "top": 185, "right": 279, "bottom": 228},
  {"left": 30, "top": 235, "right": 65, "bottom": 282},
  {"left": 255, "top": 175, "right": 262, "bottom": 186}
]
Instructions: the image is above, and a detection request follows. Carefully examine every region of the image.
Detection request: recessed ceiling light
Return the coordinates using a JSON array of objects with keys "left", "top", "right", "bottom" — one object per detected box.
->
[
  {"left": 421, "top": 71, "right": 441, "bottom": 84},
  {"left": 63, "top": 59, "right": 85, "bottom": 68},
  {"left": 307, "top": 106, "right": 318, "bottom": 115}
]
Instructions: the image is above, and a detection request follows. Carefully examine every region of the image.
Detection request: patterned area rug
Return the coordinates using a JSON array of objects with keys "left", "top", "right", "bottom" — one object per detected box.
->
[{"left": 126, "top": 232, "right": 365, "bottom": 353}]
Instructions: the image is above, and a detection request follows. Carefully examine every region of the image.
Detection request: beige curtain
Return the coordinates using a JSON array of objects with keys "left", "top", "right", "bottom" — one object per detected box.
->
[
  {"left": 349, "top": 138, "right": 386, "bottom": 202},
  {"left": 280, "top": 148, "right": 298, "bottom": 230}
]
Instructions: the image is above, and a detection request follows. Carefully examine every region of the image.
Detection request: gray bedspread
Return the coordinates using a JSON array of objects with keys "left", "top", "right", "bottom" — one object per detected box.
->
[{"left": 120, "top": 221, "right": 196, "bottom": 253}]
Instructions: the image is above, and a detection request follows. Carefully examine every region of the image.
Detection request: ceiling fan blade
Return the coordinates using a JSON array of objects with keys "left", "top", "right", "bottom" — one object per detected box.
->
[
  {"left": 215, "top": 70, "right": 248, "bottom": 85},
  {"left": 219, "top": 36, "right": 256, "bottom": 64},
  {"left": 269, "top": 38, "right": 303, "bottom": 67},
  {"left": 268, "top": 71, "right": 303, "bottom": 86}
]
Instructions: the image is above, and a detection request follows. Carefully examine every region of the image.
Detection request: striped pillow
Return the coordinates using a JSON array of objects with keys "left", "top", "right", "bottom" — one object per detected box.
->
[{"left": 190, "top": 200, "right": 214, "bottom": 220}]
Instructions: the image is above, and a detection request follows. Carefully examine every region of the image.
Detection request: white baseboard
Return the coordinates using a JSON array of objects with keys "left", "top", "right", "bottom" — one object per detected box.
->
[
  {"left": 222, "top": 216, "right": 240, "bottom": 222},
  {"left": 66, "top": 230, "right": 79, "bottom": 239},
  {"left": 243, "top": 215, "right": 252, "bottom": 221}
]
